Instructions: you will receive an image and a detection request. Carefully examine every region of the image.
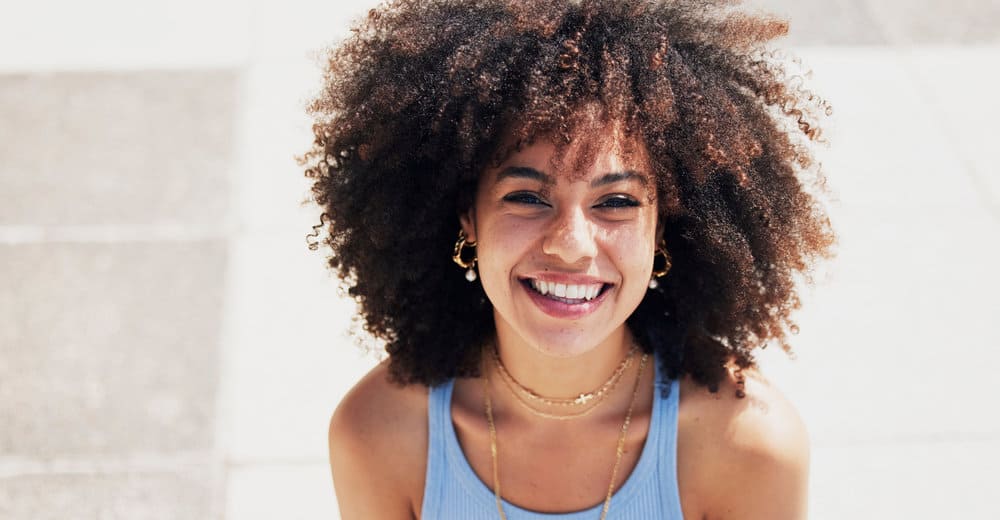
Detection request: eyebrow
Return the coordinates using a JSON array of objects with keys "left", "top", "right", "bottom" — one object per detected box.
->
[
  {"left": 591, "top": 170, "right": 649, "bottom": 188},
  {"left": 495, "top": 166, "right": 550, "bottom": 185},
  {"left": 495, "top": 166, "right": 649, "bottom": 188}
]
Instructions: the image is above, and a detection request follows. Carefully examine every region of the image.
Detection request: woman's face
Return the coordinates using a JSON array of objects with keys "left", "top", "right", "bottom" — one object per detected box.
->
[{"left": 460, "top": 123, "right": 659, "bottom": 357}]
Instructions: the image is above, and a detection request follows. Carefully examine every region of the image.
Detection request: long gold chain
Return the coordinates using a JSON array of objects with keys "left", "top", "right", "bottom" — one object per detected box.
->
[
  {"left": 491, "top": 345, "right": 636, "bottom": 407},
  {"left": 483, "top": 352, "right": 649, "bottom": 520},
  {"left": 600, "top": 353, "right": 647, "bottom": 519}
]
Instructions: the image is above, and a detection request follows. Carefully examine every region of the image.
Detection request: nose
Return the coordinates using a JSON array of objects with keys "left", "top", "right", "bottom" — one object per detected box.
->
[{"left": 541, "top": 206, "right": 598, "bottom": 265}]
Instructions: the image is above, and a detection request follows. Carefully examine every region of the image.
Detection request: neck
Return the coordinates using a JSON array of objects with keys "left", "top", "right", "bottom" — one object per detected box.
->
[{"left": 484, "top": 324, "right": 642, "bottom": 421}]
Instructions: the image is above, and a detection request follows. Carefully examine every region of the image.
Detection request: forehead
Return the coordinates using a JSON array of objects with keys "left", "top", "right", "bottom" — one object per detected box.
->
[{"left": 487, "top": 121, "right": 652, "bottom": 184}]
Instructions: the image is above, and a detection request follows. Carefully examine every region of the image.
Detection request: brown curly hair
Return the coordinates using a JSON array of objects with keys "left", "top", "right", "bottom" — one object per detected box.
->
[{"left": 301, "top": 0, "right": 836, "bottom": 392}]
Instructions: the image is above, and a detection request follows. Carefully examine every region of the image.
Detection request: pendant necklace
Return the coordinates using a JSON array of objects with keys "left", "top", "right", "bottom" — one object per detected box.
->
[
  {"left": 482, "top": 351, "right": 649, "bottom": 520},
  {"left": 490, "top": 345, "right": 637, "bottom": 420}
]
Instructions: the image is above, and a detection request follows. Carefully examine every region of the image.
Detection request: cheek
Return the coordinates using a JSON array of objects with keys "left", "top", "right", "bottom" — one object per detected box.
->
[
  {"left": 602, "top": 227, "right": 656, "bottom": 270},
  {"left": 477, "top": 242, "right": 507, "bottom": 282},
  {"left": 476, "top": 221, "right": 532, "bottom": 288},
  {"left": 475, "top": 247, "right": 506, "bottom": 308},
  {"left": 480, "top": 218, "right": 537, "bottom": 259}
]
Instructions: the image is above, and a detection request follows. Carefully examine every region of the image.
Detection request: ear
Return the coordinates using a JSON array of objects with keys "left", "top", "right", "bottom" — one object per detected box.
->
[{"left": 459, "top": 208, "right": 477, "bottom": 243}]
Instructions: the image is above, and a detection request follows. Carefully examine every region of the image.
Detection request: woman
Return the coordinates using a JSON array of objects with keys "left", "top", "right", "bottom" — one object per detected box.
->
[{"left": 304, "top": 0, "right": 835, "bottom": 518}]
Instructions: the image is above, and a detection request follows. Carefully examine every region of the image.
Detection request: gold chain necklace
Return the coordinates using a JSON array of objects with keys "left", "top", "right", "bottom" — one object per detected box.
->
[
  {"left": 491, "top": 344, "right": 637, "bottom": 406},
  {"left": 482, "top": 352, "right": 649, "bottom": 520},
  {"left": 494, "top": 365, "right": 607, "bottom": 420}
]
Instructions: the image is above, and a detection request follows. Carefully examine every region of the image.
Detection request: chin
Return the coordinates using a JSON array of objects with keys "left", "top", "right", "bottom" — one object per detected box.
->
[{"left": 522, "top": 327, "right": 610, "bottom": 358}]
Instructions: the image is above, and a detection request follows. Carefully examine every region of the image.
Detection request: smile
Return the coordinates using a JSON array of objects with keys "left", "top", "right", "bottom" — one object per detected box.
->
[
  {"left": 518, "top": 277, "right": 613, "bottom": 319},
  {"left": 525, "top": 278, "right": 606, "bottom": 302}
]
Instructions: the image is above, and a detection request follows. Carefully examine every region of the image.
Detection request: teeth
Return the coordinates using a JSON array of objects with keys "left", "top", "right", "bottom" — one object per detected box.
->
[{"left": 529, "top": 279, "right": 603, "bottom": 301}]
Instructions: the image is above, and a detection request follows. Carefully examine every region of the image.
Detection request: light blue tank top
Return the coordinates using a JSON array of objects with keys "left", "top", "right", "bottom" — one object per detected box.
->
[{"left": 420, "top": 352, "right": 684, "bottom": 519}]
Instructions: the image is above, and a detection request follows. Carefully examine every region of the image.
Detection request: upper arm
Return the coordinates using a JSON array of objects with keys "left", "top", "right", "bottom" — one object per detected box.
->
[
  {"left": 689, "top": 371, "right": 811, "bottom": 520},
  {"left": 713, "top": 407, "right": 810, "bottom": 519},
  {"left": 328, "top": 364, "right": 425, "bottom": 520}
]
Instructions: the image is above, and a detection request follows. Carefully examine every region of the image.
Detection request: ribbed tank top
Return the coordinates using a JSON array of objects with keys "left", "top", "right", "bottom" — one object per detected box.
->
[{"left": 420, "top": 352, "right": 684, "bottom": 519}]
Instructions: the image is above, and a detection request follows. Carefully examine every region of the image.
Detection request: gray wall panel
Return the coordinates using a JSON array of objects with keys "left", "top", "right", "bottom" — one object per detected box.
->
[
  {"left": 0, "top": 241, "right": 226, "bottom": 456},
  {"left": 0, "top": 71, "right": 237, "bottom": 227},
  {"left": 0, "top": 471, "right": 213, "bottom": 519}
]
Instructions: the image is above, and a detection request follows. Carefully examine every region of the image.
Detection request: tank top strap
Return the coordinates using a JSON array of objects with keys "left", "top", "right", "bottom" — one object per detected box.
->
[
  {"left": 420, "top": 378, "right": 454, "bottom": 519},
  {"left": 654, "top": 360, "right": 684, "bottom": 517}
]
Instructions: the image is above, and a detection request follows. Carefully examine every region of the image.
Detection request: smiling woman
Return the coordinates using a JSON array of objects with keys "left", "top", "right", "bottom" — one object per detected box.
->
[
  {"left": 301, "top": 0, "right": 835, "bottom": 518},
  {"left": 464, "top": 119, "right": 659, "bottom": 361}
]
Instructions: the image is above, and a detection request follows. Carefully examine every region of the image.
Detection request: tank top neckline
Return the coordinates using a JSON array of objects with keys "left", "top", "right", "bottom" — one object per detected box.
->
[{"left": 437, "top": 351, "right": 672, "bottom": 519}]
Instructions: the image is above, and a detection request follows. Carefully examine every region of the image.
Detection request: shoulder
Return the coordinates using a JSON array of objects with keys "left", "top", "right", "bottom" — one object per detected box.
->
[
  {"left": 328, "top": 359, "right": 430, "bottom": 520},
  {"left": 677, "top": 365, "right": 809, "bottom": 520}
]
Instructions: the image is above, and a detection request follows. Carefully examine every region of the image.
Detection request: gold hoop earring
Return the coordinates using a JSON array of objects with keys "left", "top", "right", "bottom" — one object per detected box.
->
[
  {"left": 452, "top": 229, "right": 478, "bottom": 282},
  {"left": 648, "top": 242, "right": 672, "bottom": 289}
]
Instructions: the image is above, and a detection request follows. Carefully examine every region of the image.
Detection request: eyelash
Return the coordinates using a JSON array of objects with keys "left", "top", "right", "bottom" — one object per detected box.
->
[
  {"left": 599, "top": 196, "right": 640, "bottom": 209},
  {"left": 503, "top": 192, "right": 547, "bottom": 205},
  {"left": 502, "top": 192, "right": 639, "bottom": 209}
]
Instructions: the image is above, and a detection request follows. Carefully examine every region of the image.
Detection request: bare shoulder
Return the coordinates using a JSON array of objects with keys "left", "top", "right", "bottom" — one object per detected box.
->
[
  {"left": 328, "top": 359, "right": 429, "bottom": 520},
  {"left": 677, "top": 366, "right": 809, "bottom": 520}
]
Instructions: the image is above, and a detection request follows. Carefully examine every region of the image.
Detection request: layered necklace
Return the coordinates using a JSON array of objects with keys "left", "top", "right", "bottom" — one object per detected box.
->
[
  {"left": 481, "top": 347, "right": 650, "bottom": 520},
  {"left": 490, "top": 345, "right": 638, "bottom": 420}
]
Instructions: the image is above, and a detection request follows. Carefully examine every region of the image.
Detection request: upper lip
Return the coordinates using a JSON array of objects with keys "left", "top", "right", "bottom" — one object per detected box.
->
[{"left": 519, "top": 273, "right": 612, "bottom": 285}]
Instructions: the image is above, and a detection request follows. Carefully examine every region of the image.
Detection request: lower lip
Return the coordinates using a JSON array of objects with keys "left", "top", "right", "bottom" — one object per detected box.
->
[{"left": 520, "top": 280, "right": 611, "bottom": 320}]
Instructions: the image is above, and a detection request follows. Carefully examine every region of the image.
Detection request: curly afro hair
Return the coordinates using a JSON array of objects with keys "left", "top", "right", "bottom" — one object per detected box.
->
[{"left": 301, "top": 0, "right": 836, "bottom": 392}]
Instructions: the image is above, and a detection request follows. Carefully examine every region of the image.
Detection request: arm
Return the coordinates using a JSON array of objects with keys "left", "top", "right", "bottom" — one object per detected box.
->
[
  {"left": 682, "top": 370, "right": 811, "bottom": 520},
  {"left": 711, "top": 409, "right": 810, "bottom": 519},
  {"left": 328, "top": 363, "right": 424, "bottom": 520}
]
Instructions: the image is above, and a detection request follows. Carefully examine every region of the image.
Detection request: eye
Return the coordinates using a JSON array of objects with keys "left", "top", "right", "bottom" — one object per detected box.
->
[
  {"left": 596, "top": 195, "right": 640, "bottom": 209},
  {"left": 503, "top": 192, "right": 549, "bottom": 206}
]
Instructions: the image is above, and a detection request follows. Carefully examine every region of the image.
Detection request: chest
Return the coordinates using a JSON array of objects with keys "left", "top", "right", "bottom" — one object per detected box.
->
[
  {"left": 453, "top": 409, "right": 651, "bottom": 513},
  {"left": 427, "top": 386, "right": 708, "bottom": 520}
]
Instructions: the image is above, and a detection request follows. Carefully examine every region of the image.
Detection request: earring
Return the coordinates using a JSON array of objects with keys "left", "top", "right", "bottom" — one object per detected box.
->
[
  {"left": 452, "top": 229, "right": 478, "bottom": 282},
  {"left": 648, "top": 241, "right": 672, "bottom": 289}
]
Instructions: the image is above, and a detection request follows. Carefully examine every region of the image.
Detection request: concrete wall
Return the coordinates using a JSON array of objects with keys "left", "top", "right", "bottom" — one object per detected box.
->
[{"left": 1, "top": 1, "right": 998, "bottom": 518}]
